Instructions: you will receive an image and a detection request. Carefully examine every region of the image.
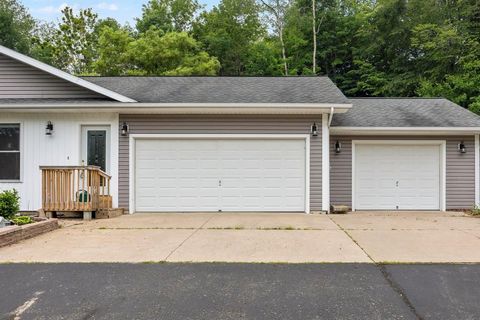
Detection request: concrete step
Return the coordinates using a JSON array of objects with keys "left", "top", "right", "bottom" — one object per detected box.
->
[
  {"left": 330, "top": 205, "right": 350, "bottom": 214},
  {"left": 96, "top": 208, "right": 125, "bottom": 220}
]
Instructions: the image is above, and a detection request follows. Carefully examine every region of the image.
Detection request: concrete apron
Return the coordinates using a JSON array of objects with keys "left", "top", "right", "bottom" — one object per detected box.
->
[{"left": 0, "top": 211, "right": 479, "bottom": 263}]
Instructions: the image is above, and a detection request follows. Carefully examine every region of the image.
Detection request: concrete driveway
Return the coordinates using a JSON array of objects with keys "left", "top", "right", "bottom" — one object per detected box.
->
[{"left": 0, "top": 211, "right": 479, "bottom": 263}]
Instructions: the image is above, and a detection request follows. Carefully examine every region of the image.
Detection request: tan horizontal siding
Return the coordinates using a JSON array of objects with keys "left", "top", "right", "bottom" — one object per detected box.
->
[
  {"left": 119, "top": 115, "right": 323, "bottom": 212},
  {"left": 0, "top": 53, "right": 104, "bottom": 99},
  {"left": 330, "top": 135, "right": 475, "bottom": 210}
]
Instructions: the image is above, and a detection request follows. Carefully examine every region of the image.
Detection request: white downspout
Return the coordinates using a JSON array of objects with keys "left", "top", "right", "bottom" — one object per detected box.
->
[
  {"left": 328, "top": 107, "right": 335, "bottom": 127},
  {"left": 321, "top": 107, "right": 334, "bottom": 213}
]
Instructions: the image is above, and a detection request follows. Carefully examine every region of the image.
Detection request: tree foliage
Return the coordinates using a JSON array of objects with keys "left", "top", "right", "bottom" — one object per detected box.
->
[
  {"left": 193, "top": 0, "right": 264, "bottom": 75},
  {"left": 136, "top": 0, "right": 201, "bottom": 33},
  {"left": 0, "top": 0, "right": 35, "bottom": 54},
  {"left": 2, "top": 0, "right": 480, "bottom": 113},
  {"left": 94, "top": 27, "right": 219, "bottom": 76}
]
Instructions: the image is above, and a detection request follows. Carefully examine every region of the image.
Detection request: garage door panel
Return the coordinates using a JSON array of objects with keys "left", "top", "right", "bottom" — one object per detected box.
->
[
  {"left": 355, "top": 144, "right": 441, "bottom": 210},
  {"left": 135, "top": 138, "right": 306, "bottom": 212}
]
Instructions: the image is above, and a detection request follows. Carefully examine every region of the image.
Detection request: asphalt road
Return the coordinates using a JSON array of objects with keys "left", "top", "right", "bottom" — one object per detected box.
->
[{"left": 0, "top": 263, "right": 479, "bottom": 320}]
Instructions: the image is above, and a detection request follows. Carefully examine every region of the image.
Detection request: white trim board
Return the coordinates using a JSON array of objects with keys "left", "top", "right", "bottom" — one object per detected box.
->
[
  {"left": 351, "top": 140, "right": 447, "bottom": 211},
  {"left": 80, "top": 125, "right": 111, "bottom": 173},
  {"left": 129, "top": 134, "right": 311, "bottom": 214},
  {"left": 0, "top": 45, "right": 136, "bottom": 103},
  {"left": 475, "top": 134, "right": 480, "bottom": 207},
  {"left": 332, "top": 127, "right": 480, "bottom": 135},
  {"left": 0, "top": 103, "right": 353, "bottom": 114},
  {"left": 321, "top": 114, "right": 330, "bottom": 212},
  {"left": 0, "top": 121, "right": 23, "bottom": 183}
]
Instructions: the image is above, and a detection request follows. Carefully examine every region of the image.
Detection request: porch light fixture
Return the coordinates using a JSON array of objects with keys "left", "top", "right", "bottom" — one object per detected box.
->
[
  {"left": 311, "top": 122, "right": 318, "bottom": 137},
  {"left": 121, "top": 122, "right": 129, "bottom": 136},
  {"left": 335, "top": 141, "right": 342, "bottom": 153},
  {"left": 458, "top": 141, "right": 466, "bottom": 153},
  {"left": 45, "top": 121, "right": 54, "bottom": 136}
]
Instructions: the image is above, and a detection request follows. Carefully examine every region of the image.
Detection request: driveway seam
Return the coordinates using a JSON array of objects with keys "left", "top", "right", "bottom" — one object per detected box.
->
[
  {"left": 378, "top": 265, "right": 423, "bottom": 320},
  {"left": 329, "top": 217, "right": 423, "bottom": 319},
  {"left": 163, "top": 214, "right": 218, "bottom": 261},
  {"left": 327, "top": 216, "right": 376, "bottom": 263}
]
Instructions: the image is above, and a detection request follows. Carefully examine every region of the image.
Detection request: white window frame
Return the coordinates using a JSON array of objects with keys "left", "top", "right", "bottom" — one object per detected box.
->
[
  {"left": 129, "top": 134, "right": 311, "bottom": 214},
  {"left": 351, "top": 140, "right": 447, "bottom": 211},
  {"left": 0, "top": 122, "right": 23, "bottom": 183}
]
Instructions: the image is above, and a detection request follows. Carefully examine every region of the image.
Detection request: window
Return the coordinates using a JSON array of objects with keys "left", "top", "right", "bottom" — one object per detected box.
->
[{"left": 0, "top": 124, "right": 20, "bottom": 180}]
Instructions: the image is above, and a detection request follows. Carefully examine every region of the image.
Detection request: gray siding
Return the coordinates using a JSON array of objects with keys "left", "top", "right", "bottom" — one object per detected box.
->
[
  {"left": 119, "top": 115, "right": 323, "bottom": 212},
  {"left": 0, "top": 53, "right": 104, "bottom": 99},
  {"left": 330, "top": 136, "right": 475, "bottom": 210}
]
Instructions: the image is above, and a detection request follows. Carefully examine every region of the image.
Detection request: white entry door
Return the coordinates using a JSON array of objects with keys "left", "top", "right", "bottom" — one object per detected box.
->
[
  {"left": 354, "top": 143, "right": 441, "bottom": 210},
  {"left": 134, "top": 138, "right": 307, "bottom": 212}
]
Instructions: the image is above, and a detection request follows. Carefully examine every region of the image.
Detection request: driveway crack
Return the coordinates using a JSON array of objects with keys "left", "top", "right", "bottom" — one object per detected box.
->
[{"left": 163, "top": 214, "right": 218, "bottom": 261}]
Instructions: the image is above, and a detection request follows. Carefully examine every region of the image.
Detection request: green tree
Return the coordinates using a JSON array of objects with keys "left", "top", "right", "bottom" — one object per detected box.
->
[
  {"left": 127, "top": 29, "right": 220, "bottom": 75},
  {"left": 0, "top": 0, "right": 35, "bottom": 53},
  {"left": 259, "top": 0, "right": 291, "bottom": 75},
  {"left": 136, "top": 0, "right": 201, "bottom": 33},
  {"left": 244, "top": 40, "right": 284, "bottom": 75},
  {"left": 194, "top": 0, "right": 264, "bottom": 75},
  {"left": 43, "top": 7, "right": 99, "bottom": 74},
  {"left": 93, "top": 27, "right": 134, "bottom": 76}
]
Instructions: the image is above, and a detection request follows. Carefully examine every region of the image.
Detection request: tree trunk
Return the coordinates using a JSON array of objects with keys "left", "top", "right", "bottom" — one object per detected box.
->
[
  {"left": 312, "top": 0, "right": 317, "bottom": 74},
  {"left": 279, "top": 26, "right": 288, "bottom": 75}
]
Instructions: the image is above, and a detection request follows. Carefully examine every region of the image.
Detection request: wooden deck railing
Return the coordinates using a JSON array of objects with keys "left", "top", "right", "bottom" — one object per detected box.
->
[{"left": 40, "top": 166, "right": 112, "bottom": 212}]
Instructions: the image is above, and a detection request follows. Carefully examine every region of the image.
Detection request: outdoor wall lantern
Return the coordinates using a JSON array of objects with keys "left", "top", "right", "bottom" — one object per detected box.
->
[
  {"left": 458, "top": 141, "right": 466, "bottom": 153},
  {"left": 335, "top": 141, "right": 342, "bottom": 153},
  {"left": 311, "top": 122, "right": 318, "bottom": 137},
  {"left": 121, "top": 122, "right": 129, "bottom": 136},
  {"left": 45, "top": 121, "right": 54, "bottom": 136}
]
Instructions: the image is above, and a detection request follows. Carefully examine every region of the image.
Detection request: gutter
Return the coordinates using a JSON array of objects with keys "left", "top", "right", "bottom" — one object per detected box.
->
[
  {"left": 330, "top": 126, "right": 480, "bottom": 135},
  {"left": 0, "top": 103, "right": 353, "bottom": 114}
]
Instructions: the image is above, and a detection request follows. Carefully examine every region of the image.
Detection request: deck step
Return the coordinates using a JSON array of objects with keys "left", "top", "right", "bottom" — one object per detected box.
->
[{"left": 96, "top": 208, "right": 125, "bottom": 219}]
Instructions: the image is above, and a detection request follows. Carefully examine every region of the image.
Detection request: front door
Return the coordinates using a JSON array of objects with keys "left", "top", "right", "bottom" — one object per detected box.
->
[{"left": 81, "top": 126, "right": 110, "bottom": 172}]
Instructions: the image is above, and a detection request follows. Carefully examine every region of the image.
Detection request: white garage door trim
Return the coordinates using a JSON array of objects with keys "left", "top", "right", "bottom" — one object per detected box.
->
[
  {"left": 352, "top": 140, "right": 446, "bottom": 211},
  {"left": 129, "top": 134, "right": 310, "bottom": 214}
]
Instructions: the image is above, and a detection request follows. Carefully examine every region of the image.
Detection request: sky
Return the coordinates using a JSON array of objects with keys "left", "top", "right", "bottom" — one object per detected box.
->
[{"left": 23, "top": 0, "right": 220, "bottom": 25}]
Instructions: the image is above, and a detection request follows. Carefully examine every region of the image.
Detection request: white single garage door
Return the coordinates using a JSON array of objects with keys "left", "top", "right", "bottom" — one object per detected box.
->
[
  {"left": 354, "top": 143, "right": 441, "bottom": 210},
  {"left": 134, "top": 138, "right": 307, "bottom": 212}
]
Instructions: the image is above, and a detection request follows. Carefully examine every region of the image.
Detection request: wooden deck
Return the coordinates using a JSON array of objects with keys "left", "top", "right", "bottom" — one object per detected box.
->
[{"left": 40, "top": 166, "right": 112, "bottom": 218}]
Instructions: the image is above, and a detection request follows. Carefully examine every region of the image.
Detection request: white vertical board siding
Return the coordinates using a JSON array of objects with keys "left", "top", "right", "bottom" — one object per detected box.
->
[
  {"left": 119, "top": 115, "right": 323, "bottom": 212},
  {"left": 330, "top": 135, "right": 475, "bottom": 210},
  {"left": 0, "top": 113, "right": 119, "bottom": 210}
]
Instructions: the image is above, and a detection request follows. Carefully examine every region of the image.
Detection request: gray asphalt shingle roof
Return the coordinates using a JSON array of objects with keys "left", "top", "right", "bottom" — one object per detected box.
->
[
  {"left": 81, "top": 76, "right": 349, "bottom": 104},
  {"left": 332, "top": 98, "right": 480, "bottom": 127}
]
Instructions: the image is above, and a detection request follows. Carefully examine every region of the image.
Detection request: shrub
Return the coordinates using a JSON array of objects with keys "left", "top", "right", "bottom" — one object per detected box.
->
[
  {"left": 470, "top": 205, "right": 480, "bottom": 216},
  {"left": 11, "top": 216, "right": 33, "bottom": 226},
  {"left": 0, "top": 189, "right": 20, "bottom": 220}
]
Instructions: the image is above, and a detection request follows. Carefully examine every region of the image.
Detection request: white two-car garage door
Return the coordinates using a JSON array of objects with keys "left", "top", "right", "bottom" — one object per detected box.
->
[
  {"left": 134, "top": 138, "right": 307, "bottom": 212},
  {"left": 354, "top": 143, "right": 443, "bottom": 210}
]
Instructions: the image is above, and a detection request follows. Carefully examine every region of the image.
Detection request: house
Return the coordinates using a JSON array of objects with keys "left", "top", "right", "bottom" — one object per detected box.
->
[{"left": 1, "top": 44, "right": 480, "bottom": 215}]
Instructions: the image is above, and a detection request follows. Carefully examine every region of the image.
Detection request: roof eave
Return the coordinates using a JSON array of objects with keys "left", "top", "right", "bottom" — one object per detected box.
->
[
  {"left": 331, "top": 126, "right": 480, "bottom": 135},
  {"left": 0, "top": 103, "right": 352, "bottom": 114}
]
